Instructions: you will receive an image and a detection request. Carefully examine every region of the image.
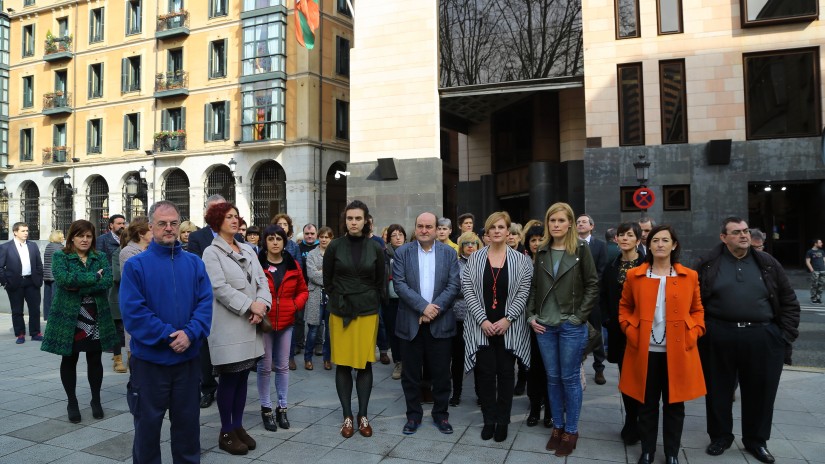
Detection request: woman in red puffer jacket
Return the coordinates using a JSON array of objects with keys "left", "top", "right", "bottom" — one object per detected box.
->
[{"left": 255, "top": 225, "right": 308, "bottom": 433}]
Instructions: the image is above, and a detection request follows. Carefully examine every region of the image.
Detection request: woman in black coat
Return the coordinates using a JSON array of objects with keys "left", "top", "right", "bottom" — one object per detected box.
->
[{"left": 600, "top": 222, "right": 645, "bottom": 445}]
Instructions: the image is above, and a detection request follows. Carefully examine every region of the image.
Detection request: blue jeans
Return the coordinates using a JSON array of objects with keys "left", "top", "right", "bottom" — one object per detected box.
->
[
  {"left": 536, "top": 321, "right": 587, "bottom": 434},
  {"left": 303, "top": 325, "right": 319, "bottom": 362}
]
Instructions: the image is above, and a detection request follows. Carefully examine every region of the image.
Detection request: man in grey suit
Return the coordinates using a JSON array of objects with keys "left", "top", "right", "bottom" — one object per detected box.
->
[
  {"left": 393, "top": 212, "right": 461, "bottom": 435},
  {"left": 576, "top": 214, "right": 608, "bottom": 384},
  {"left": 0, "top": 222, "right": 44, "bottom": 343}
]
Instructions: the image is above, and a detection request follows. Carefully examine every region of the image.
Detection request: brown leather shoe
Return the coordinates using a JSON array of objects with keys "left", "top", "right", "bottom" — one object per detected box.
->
[
  {"left": 379, "top": 352, "right": 391, "bottom": 364},
  {"left": 546, "top": 427, "right": 563, "bottom": 450},
  {"left": 234, "top": 427, "right": 256, "bottom": 450},
  {"left": 357, "top": 415, "right": 373, "bottom": 437},
  {"left": 555, "top": 431, "right": 579, "bottom": 457},
  {"left": 219, "top": 430, "right": 249, "bottom": 455},
  {"left": 341, "top": 416, "right": 355, "bottom": 438},
  {"left": 595, "top": 371, "right": 606, "bottom": 385},
  {"left": 324, "top": 360, "right": 332, "bottom": 370},
  {"left": 289, "top": 358, "right": 297, "bottom": 370},
  {"left": 304, "top": 361, "right": 313, "bottom": 370}
]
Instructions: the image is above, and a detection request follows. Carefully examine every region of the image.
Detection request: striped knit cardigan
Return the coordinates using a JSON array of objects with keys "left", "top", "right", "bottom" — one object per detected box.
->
[{"left": 461, "top": 245, "right": 533, "bottom": 373}]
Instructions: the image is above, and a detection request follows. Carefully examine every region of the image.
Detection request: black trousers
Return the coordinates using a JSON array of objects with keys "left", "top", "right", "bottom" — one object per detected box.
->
[
  {"left": 450, "top": 321, "right": 465, "bottom": 398},
  {"left": 699, "top": 319, "right": 784, "bottom": 449},
  {"left": 618, "top": 359, "right": 640, "bottom": 432},
  {"left": 9, "top": 277, "right": 41, "bottom": 336},
  {"left": 475, "top": 335, "right": 516, "bottom": 425},
  {"left": 400, "top": 326, "right": 451, "bottom": 422},
  {"left": 588, "top": 308, "right": 606, "bottom": 373},
  {"left": 639, "top": 352, "right": 684, "bottom": 457},
  {"left": 200, "top": 338, "right": 217, "bottom": 396},
  {"left": 383, "top": 298, "right": 402, "bottom": 363},
  {"left": 526, "top": 331, "right": 550, "bottom": 407}
]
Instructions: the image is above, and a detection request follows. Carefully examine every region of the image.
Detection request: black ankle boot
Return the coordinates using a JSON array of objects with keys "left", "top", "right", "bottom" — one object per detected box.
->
[
  {"left": 90, "top": 399, "right": 104, "bottom": 419},
  {"left": 67, "top": 400, "right": 81, "bottom": 423},
  {"left": 275, "top": 407, "right": 290, "bottom": 429},
  {"left": 526, "top": 401, "right": 541, "bottom": 427},
  {"left": 514, "top": 370, "right": 527, "bottom": 396},
  {"left": 638, "top": 452, "right": 654, "bottom": 464},
  {"left": 261, "top": 407, "right": 277, "bottom": 432}
]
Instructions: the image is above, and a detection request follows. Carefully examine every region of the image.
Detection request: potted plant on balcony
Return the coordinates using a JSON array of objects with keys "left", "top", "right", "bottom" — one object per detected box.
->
[
  {"left": 154, "top": 129, "right": 186, "bottom": 151},
  {"left": 52, "top": 145, "right": 68, "bottom": 162}
]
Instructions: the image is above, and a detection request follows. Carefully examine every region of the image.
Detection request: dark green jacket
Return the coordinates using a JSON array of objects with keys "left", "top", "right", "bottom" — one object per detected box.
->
[
  {"left": 41, "top": 249, "right": 118, "bottom": 356},
  {"left": 527, "top": 240, "right": 600, "bottom": 326},
  {"left": 322, "top": 235, "right": 385, "bottom": 326}
]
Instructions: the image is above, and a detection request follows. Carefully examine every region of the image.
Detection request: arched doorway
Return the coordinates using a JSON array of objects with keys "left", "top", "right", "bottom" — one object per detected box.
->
[
  {"left": 122, "top": 172, "right": 148, "bottom": 222},
  {"left": 250, "top": 161, "right": 286, "bottom": 227},
  {"left": 86, "top": 176, "right": 109, "bottom": 235},
  {"left": 326, "top": 162, "right": 347, "bottom": 235},
  {"left": 204, "top": 165, "right": 236, "bottom": 206},
  {"left": 20, "top": 182, "right": 40, "bottom": 239},
  {"left": 52, "top": 182, "right": 74, "bottom": 234},
  {"left": 163, "top": 168, "right": 191, "bottom": 221}
]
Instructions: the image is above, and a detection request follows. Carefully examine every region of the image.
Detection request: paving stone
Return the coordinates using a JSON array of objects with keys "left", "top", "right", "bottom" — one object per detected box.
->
[
  {"left": 0, "top": 442, "right": 73, "bottom": 464},
  {"left": 388, "top": 437, "right": 455, "bottom": 463},
  {"left": 45, "top": 425, "right": 121, "bottom": 450},
  {"left": 81, "top": 432, "right": 134, "bottom": 461}
]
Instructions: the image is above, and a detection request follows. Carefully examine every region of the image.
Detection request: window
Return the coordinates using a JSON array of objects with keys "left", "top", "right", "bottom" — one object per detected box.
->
[
  {"left": 210, "top": 0, "right": 228, "bottom": 18},
  {"left": 126, "top": 0, "right": 142, "bottom": 35},
  {"left": 22, "top": 25, "right": 35, "bottom": 57},
  {"left": 241, "top": 80, "right": 285, "bottom": 141},
  {"left": 122, "top": 56, "right": 141, "bottom": 93},
  {"left": 20, "top": 129, "right": 33, "bottom": 161},
  {"left": 205, "top": 101, "right": 230, "bottom": 141},
  {"left": 54, "top": 70, "right": 67, "bottom": 93},
  {"left": 659, "top": 60, "right": 687, "bottom": 144},
  {"left": 338, "top": 0, "right": 352, "bottom": 16},
  {"left": 123, "top": 113, "right": 140, "bottom": 150},
  {"left": 740, "top": 0, "right": 818, "bottom": 27},
  {"left": 243, "top": 0, "right": 283, "bottom": 11},
  {"left": 88, "top": 63, "right": 103, "bottom": 99},
  {"left": 53, "top": 123, "right": 67, "bottom": 148},
  {"left": 663, "top": 185, "right": 691, "bottom": 211},
  {"left": 24, "top": 0, "right": 35, "bottom": 6},
  {"left": 620, "top": 186, "right": 642, "bottom": 212},
  {"left": 88, "top": 119, "right": 102, "bottom": 154},
  {"left": 90, "top": 8, "right": 105, "bottom": 43},
  {"left": 744, "top": 48, "right": 821, "bottom": 140},
  {"left": 336, "top": 99, "right": 349, "bottom": 140},
  {"left": 243, "top": 14, "right": 286, "bottom": 76},
  {"left": 168, "top": 48, "right": 183, "bottom": 74},
  {"left": 57, "top": 17, "right": 69, "bottom": 38},
  {"left": 209, "top": 39, "right": 227, "bottom": 78},
  {"left": 618, "top": 63, "right": 644, "bottom": 146},
  {"left": 162, "top": 107, "right": 186, "bottom": 132},
  {"left": 169, "top": 0, "right": 184, "bottom": 12},
  {"left": 336, "top": 36, "right": 350, "bottom": 76},
  {"left": 22, "top": 76, "right": 34, "bottom": 108},
  {"left": 615, "top": 0, "right": 640, "bottom": 39},
  {"left": 657, "top": 0, "right": 682, "bottom": 34}
]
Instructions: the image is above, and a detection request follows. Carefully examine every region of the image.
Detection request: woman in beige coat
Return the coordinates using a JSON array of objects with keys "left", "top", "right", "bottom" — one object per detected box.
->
[{"left": 203, "top": 202, "right": 271, "bottom": 456}]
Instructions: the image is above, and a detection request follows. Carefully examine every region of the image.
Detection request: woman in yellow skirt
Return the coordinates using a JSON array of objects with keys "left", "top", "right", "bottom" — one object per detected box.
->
[{"left": 323, "top": 200, "right": 385, "bottom": 439}]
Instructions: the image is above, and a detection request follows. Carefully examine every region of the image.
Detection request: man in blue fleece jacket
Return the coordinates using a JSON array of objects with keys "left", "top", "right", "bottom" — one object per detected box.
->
[{"left": 120, "top": 200, "right": 213, "bottom": 464}]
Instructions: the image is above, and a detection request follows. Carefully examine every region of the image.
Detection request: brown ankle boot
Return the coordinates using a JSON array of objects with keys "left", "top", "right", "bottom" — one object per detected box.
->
[
  {"left": 554, "top": 431, "right": 579, "bottom": 457},
  {"left": 113, "top": 355, "right": 127, "bottom": 373},
  {"left": 234, "top": 427, "right": 256, "bottom": 450},
  {"left": 219, "top": 430, "right": 249, "bottom": 455},
  {"left": 546, "top": 427, "right": 563, "bottom": 450}
]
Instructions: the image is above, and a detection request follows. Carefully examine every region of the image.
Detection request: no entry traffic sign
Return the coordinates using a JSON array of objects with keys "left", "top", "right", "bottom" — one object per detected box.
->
[{"left": 633, "top": 187, "right": 655, "bottom": 209}]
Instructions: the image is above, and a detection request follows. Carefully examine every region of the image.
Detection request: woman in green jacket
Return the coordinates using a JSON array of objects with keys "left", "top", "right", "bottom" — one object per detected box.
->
[{"left": 41, "top": 220, "right": 118, "bottom": 424}]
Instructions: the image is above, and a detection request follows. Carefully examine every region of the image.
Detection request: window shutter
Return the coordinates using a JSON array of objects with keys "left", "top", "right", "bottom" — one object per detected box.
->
[
  {"left": 208, "top": 42, "right": 214, "bottom": 78},
  {"left": 208, "top": 0, "right": 213, "bottom": 18},
  {"left": 121, "top": 58, "right": 128, "bottom": 92},
  {"left": 135, "top": 57, "right": 141, "bottom": 90},
  {"left": 87, "top": 120, "right": 91, "bottom": 152},
  {"left": 204, "top": 103, "right": 211, "bottom": 142},
  {"left": 87, "top": 65, "right": 93, "bottom": 98},
  {"left": 161, "top": 109, "right": 169, "bottom": 131},
  {"left": 181, "top": 107, "right": 186, "bottom": 132},
  {"left": 19, "top": 131, "right": 23, "bottom": 160},
  {"left": 100, "top": 9, "right": 105, "bottom": 40},
  {"left": 89, "top": 10, "right": 94, "bottom": 42},
  {"left": 123, "top": 115, "right": 128, "bottom": 149},
  {"left": 223, "top": 101, "right": 230, "bottom": 140},
  {"left": 52, "top": 125, "right": 58, "bottom": 146},
  {"left": 222, "top": 39, "right": 228, "bottom": 77},
  {"left": 100, "top": 64, "right": 104, "bottom": 97},
  {"left": 136, "top": 114, "right": 141, "bottom": 148}
]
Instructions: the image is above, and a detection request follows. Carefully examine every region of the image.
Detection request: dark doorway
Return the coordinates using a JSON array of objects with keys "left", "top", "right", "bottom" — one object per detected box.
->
[
  {"left": 748, "top": 180, "right": 825, "bottom": 268},
  {"left": 498, "top": 194, "right": 532, "bottom": 225},
  {"left": 326, "top": 162, "right": 347, "bottom": 236}
]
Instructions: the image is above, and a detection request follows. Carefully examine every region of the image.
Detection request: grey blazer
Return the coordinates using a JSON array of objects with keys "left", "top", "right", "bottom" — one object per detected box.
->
[{"left": 392, "top": 240, "right": 460, "bottom": 341}]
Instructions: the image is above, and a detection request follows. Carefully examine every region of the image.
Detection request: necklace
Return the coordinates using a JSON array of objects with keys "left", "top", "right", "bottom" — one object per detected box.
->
[
  {"left": 651, "top": 327, "right": 666, "bottom": 344},
  {"left": 488, "top": 252, "right": 506, "bottom": 310},
  {"left": 647, "top": 266, "right": 673, "bottom": 278}
]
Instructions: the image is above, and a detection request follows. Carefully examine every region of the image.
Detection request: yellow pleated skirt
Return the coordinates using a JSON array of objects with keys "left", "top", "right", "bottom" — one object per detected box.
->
[{"left": 329, "top": 313, "right": 378, "bottom": 369}]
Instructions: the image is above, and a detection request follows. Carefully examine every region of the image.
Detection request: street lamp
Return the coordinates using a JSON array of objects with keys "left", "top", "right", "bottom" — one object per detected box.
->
[
  {"left": 633, "top": 154, "right": 651, "bottom": 186},
  {"left": 138, "top": 166, "right": 147, "bottom": 181},
  {"left": 125, "top": 175, "right": 139, "bottom": 199},
  {"left": 62, "top": 172, "right": 71, "bottom": 187},
  {"left": 228, "top": 158, "right": 242, "bottom": 184}
]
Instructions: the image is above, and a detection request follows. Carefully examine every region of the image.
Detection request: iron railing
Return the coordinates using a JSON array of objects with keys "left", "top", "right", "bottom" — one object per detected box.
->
[
  {"left": 155, "top": 71, "right": 188, "bottom": 92},
  {"left": 42, "top": 147, "right": 71, "bottom": 164},
  {"left": 156, "top": 10, "right": 190, "bottom": 32},
  {"left": 43, "top": 92, "right": 72, "bottom": 110}
]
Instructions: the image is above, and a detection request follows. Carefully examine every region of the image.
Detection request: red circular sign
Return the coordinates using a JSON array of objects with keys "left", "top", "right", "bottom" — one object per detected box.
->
[{"left": 633, "top": 187, "right": 655, "bottom": 209}]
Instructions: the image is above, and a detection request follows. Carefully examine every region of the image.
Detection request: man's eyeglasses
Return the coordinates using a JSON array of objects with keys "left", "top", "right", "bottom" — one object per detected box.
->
[
  {"left": 725, "top": 229, "right": 750, "bottom": 236},
  {"left": 156, "top": 221, "right": 180, "bottom": 229}
]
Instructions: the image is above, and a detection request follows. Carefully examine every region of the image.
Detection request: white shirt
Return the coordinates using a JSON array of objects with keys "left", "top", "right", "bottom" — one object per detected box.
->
[
  {"left": 648, "top": 269, "right": 675, "bottom": 352},
  {"left": 14, "top": 238, "right": 31, "bottom": 276},
  {"left": 417, "top": 241, "right": 436, "bottom": 304}
]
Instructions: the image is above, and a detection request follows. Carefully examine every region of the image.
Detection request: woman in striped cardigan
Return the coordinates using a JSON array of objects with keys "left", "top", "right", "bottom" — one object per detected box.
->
[{"left": 462, "top": 211, "right": 533, "bottom": 443}]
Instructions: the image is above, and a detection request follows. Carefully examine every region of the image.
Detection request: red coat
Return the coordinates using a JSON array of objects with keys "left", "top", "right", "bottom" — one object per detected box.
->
[
  {"left": 618, "top": 262, "right": 706, "bottom": 404},
  {"left": 264, "top": 256, "right": 309, "bottom": 331}
]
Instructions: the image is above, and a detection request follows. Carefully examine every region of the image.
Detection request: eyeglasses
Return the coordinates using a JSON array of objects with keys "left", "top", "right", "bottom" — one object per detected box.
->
[
  {"left": 155, "top": 221, "right": 180, "bottom": 229},
  {"left": 725, "top": 229, "right": 751, "bottom": 236},
  {"left": 461, "top": 242, "right": 479, "bottom": 247}
]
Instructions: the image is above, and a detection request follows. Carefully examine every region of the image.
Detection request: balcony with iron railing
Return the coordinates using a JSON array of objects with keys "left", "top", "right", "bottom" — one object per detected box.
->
[
  {"left": 153, "top": 131, "right": 187, "bottom": 153},
  {"left": 44, "top": 35, "right": 73, "bottom": 62},
  {"left": 42, "top": 91, "right": 73, "bottom": 116},
  {"left": 42, "top": 146, "right": 71, "bottom": 164},
  {"left": 154, "top": 71, "right": 189, "bottom": 98},
  {"left": 156, "top": 10, "right": 190, "bottom": 39}
]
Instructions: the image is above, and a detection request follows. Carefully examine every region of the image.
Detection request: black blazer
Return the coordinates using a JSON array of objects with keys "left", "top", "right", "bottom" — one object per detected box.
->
[
  {"left": 0, "top": 240, "right": 44, "bottom": 290},
  {"left": 588, "top": 237, "right": 608, "bottom": 279},
  {"left": 96, "top": 231, "right": 120, "bottom": 263}
]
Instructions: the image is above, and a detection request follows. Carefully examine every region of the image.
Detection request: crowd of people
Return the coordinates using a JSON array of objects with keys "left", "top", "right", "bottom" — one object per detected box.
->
[{"left": 0, "top": 197, "right": 802, "bottom": 464}]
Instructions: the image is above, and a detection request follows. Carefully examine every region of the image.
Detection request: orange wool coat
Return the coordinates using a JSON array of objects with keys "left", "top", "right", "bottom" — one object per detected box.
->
[{"left": 618, "top": 262, "right": 706, "bottom": 404}]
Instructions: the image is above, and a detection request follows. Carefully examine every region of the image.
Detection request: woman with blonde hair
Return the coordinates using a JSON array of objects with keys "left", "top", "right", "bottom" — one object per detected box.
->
[
  {"left": 527, "top": 202, "right": 599, "bottom": 457},
  {"left": 178, "top": 220, "right": 198, "bottom": 251}
]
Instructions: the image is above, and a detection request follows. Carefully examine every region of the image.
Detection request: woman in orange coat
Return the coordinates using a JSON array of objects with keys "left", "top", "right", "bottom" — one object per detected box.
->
[{"left": 619, "top": 225, "right": 705, "bottom": 464}]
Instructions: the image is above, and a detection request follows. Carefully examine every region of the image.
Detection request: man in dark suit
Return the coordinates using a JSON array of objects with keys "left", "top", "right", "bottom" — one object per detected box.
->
[
  {"left": 97, "top": 214, "right": 126, "bottom": 262},
  {"left": 576, "top": 214, "right": 608, "bottom": 384},
  {"left": 0, "top": 222, "right": 44, "bottom": 343},
  {"left": 393, "top": 212, "right": 461, "bottom": 435}
]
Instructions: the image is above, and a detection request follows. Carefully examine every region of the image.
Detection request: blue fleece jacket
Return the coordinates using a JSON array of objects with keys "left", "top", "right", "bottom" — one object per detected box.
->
[{"left": 120, "top": 240, "right": 213, "bottom": 365}]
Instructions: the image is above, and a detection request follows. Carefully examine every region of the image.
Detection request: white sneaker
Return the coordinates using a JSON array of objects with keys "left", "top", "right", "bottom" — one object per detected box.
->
[{"left": 392, "top": 362, "right": 402, "bottom": 380}]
